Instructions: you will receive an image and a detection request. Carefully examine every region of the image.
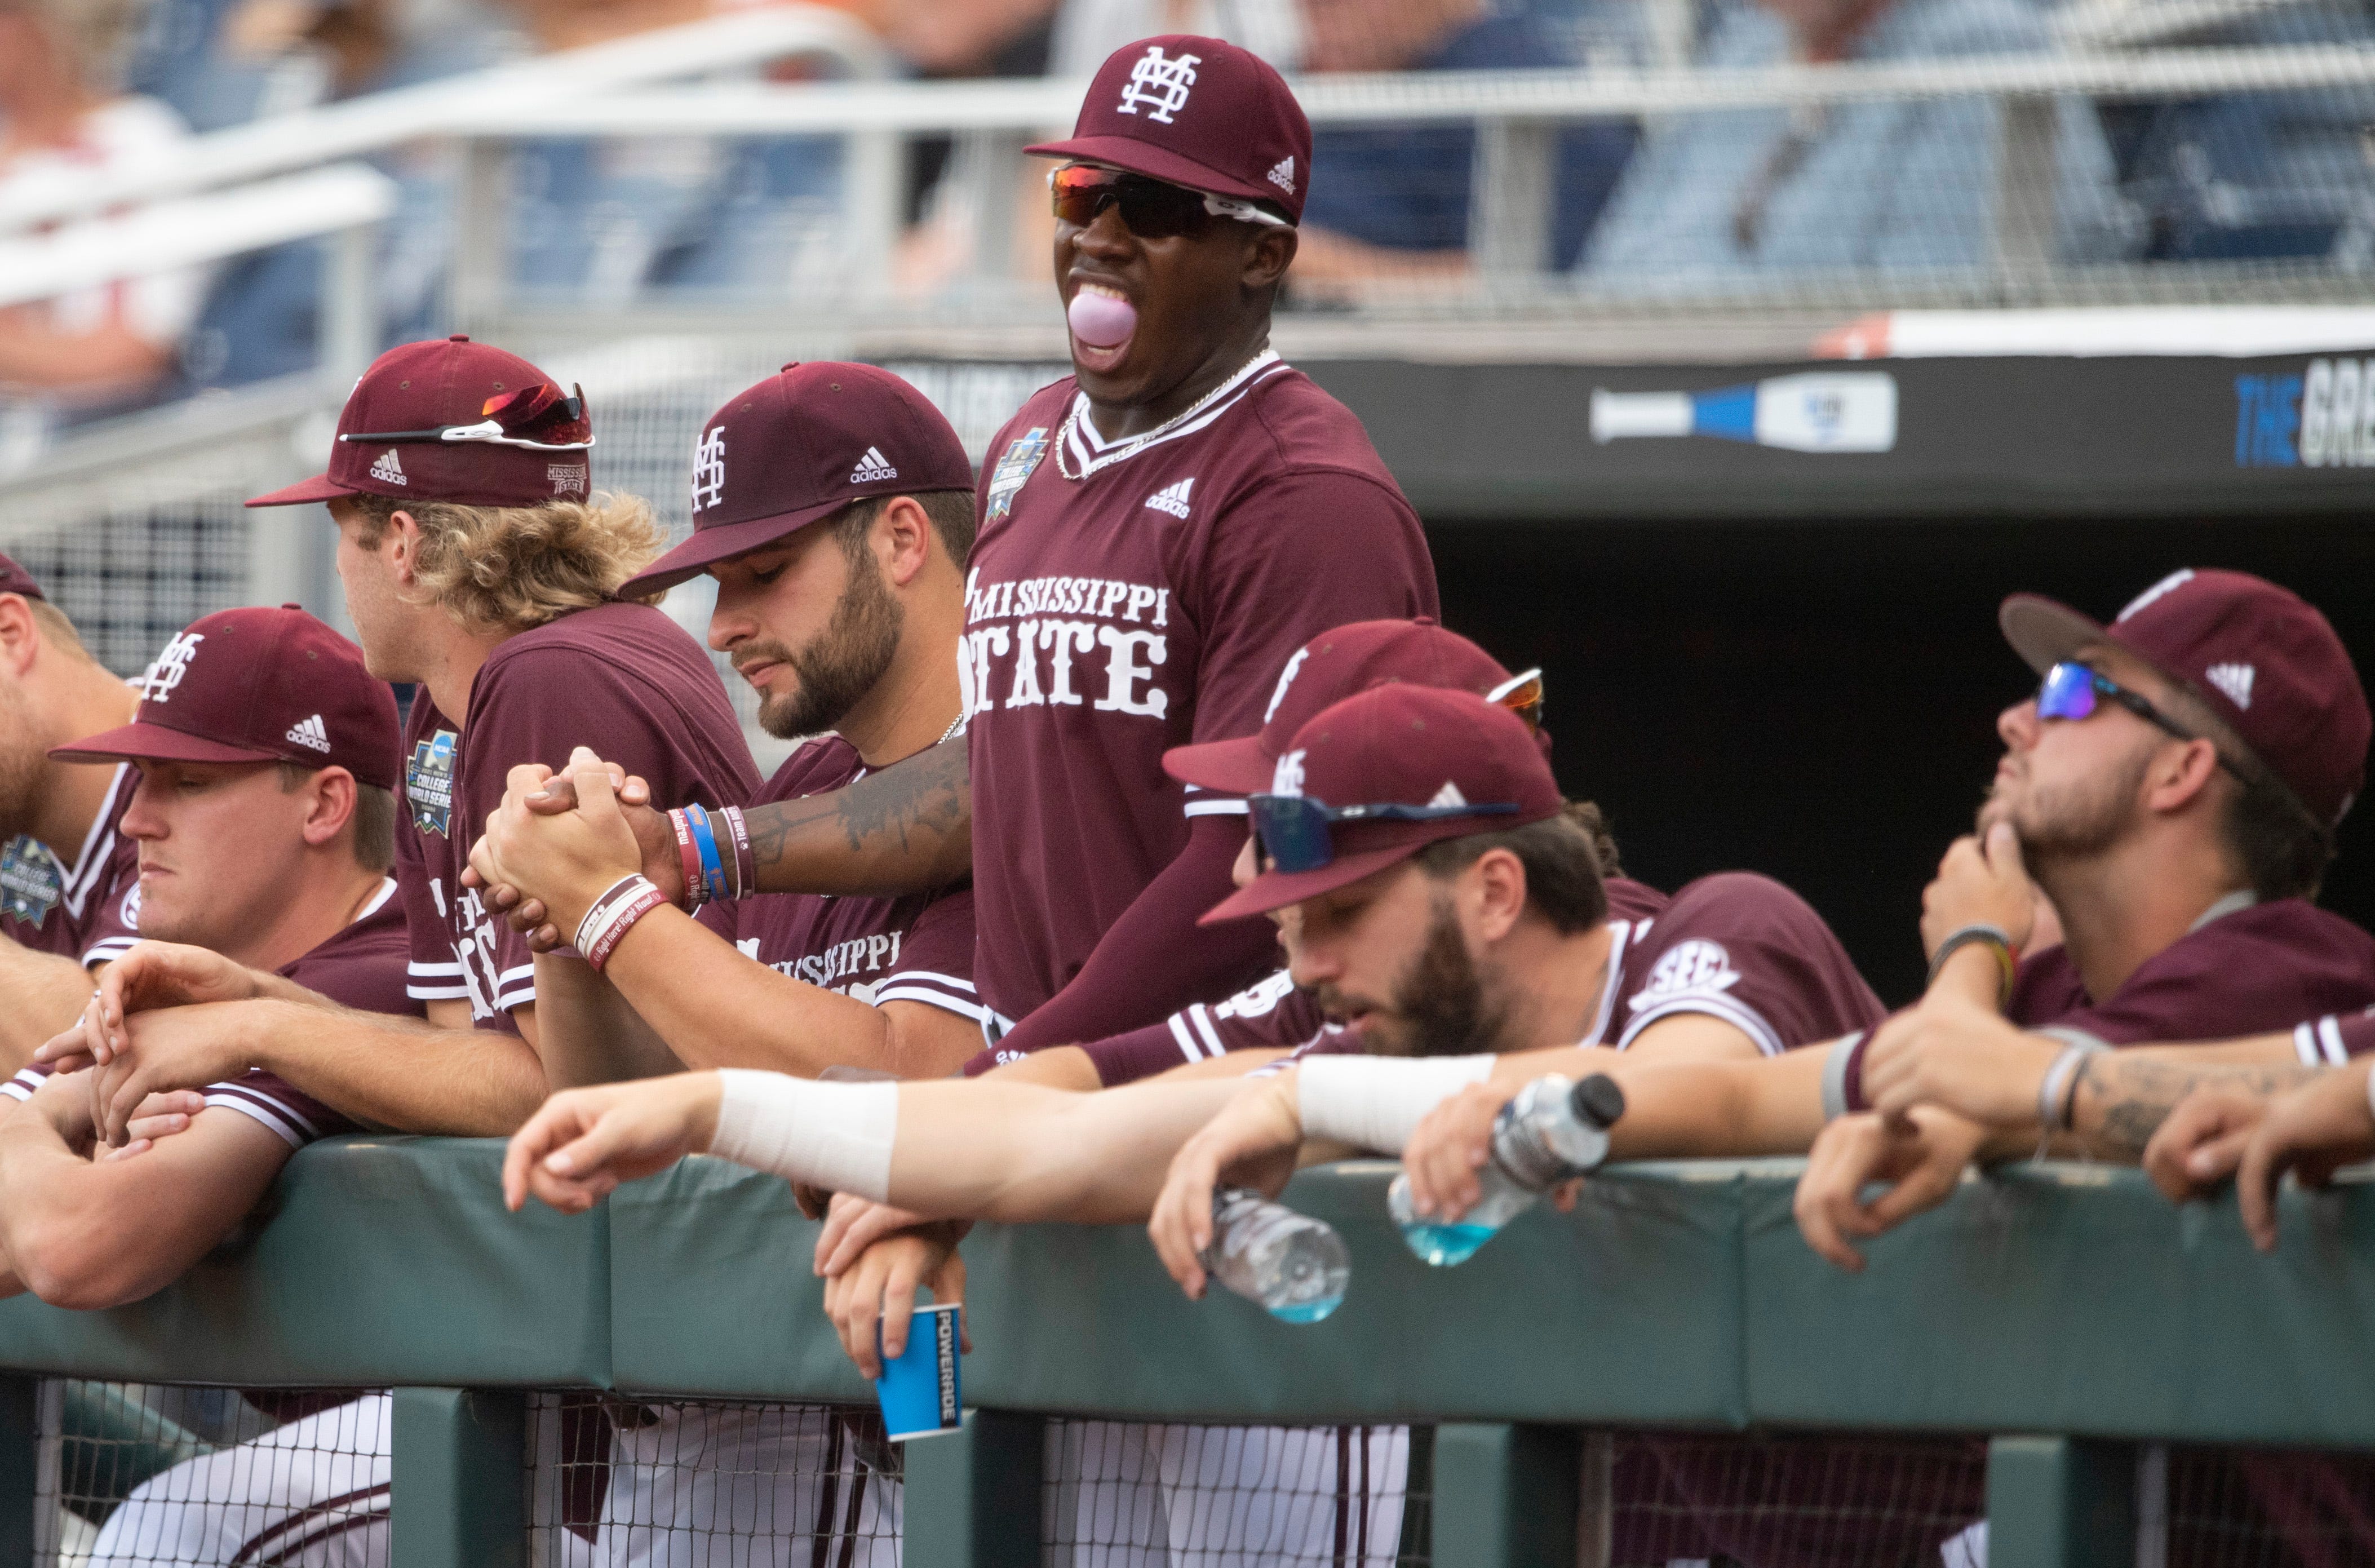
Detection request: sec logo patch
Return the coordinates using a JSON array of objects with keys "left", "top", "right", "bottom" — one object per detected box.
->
[{"left": 1630, "top": 938, "right": 1741, "bottom": 1007}]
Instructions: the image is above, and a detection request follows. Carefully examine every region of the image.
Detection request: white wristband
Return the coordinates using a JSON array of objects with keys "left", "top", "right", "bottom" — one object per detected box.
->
[
  {"left": 1297, "top": 1054, "right": 1496, "bottom": 1155},
  {"left": 708, "top": 1069, "right": 897, "bottom": 1202}
]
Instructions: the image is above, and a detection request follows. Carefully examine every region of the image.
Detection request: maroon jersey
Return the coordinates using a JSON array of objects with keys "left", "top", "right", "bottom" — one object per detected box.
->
[
  {"left": 964, "top": 360, "right": 1437, "bottom": 1033},
  {"left": 1072, "top": 878, "right": 1673, "bottom": 1086},
  {"left": 397, "top": 603, "right": 759, "bottom": 1032},
  {"left": 1832, "top": 895, "right": 2375, "bottom": 1114},
  {"left": 695, "top": 736, "right": 979, "bottom": 1025},
  {"left": 0, "top": 763, "right": 141, "bottom": 969},
  {"left": 2299, "top": 1007, "right": 2375, "bottom": 1063},
  {"left": 3, "top": 878, "right": 418, "bottom": 1147}
]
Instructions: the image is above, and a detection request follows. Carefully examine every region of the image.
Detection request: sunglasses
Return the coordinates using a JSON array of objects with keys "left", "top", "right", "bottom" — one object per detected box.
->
[
  {"left": 1487, "top": 667, "right": 1545, "bottom": 736},
  {"left": 1248, "top": 793, "right": 1520, "bottom": 875},
  {"left": 2035, "top": 661, "right": 2256, "bottom": 784},
  {"left": 341, "top": 382, "right": 596, "bottom": 453},
  {"left": 1049, "top": 163, "right": 1293, "bottom": 240}
]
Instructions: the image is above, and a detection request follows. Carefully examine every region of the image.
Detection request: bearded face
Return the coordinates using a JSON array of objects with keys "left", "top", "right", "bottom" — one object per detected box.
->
[
  {"left": 747, "top": 537, "right": 905, "bottom": 742},
  {"left": 1313, "top": 887, "right": 1511, "bottom": 1058}
]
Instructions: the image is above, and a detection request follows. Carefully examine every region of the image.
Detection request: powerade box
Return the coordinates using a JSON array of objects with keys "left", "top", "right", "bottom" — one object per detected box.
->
[{"left": 874, "top": 1303, "right": 962, "bottom": 1440}]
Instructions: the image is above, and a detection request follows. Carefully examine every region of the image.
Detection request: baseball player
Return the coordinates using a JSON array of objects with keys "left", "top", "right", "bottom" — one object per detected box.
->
[
  {"left": 471, "top": 363, "right": 989, "bottom": 1565},
  {"left": 483, "top": 34, "right": 1439, "bottom": 1064},
  {"left": 0, "top": 553, "right": 144, "bottom": 1064},
  {"left": 0, "top": 605, "right": 420, "bottom": 1567},
  {"left": 55, "top": 335, "right": 760, "bottom": 1151}
]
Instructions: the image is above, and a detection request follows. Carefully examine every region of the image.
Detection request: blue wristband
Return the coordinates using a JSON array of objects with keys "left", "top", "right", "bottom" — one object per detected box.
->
[{"left": 685, "top": 803, "right": 729, "bottom": 905}]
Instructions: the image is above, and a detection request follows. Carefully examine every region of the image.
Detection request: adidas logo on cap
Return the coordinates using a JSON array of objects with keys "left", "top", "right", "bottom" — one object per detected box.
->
[
  {"left": 369, "top": 449, "right": 406, "bottom": 486},
  {"left": 286, "top": 714, "right": 331, "bottom": 753},
  {"left": 2205, "top": 661, "right": 2257, "bottom": 710},
  {"left": 1266, "top": 157, "right": 1295, "bottom": 194},
  {"left": 1144, "top": 477, "right": 1195, "bottom": 519},
  {"left": 1428, "top": 781, "right": 1468, "bottom": 808},
  {"left": 850, "top": 446, "right": 898, "bottom": 484}
]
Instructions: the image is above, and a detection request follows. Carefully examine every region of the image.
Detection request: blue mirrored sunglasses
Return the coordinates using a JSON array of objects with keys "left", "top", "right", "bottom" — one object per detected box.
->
[
  {"left": 2035, "top": 662, "right": 2263, "bottom": 791},
  {"left": 1247, "top": 794, "right": 1520, "bottom": 875}
]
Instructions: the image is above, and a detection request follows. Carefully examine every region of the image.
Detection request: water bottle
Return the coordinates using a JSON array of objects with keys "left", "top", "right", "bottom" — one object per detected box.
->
[
  {"left": 1199, "top": 1188, "right": 1352, "bottom": 1324},
  {"left": 1386, "top": 1073, "right": 1627, "bottom": 1266}
]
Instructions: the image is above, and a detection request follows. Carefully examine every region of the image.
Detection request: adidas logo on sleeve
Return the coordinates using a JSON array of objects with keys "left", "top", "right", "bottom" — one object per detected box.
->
[
  {"left": 285, "top": 715, "right": 331, "bottom": 753},
  {"left": 850, "top": 447, "right": 898, "bottom": 484},
  {"left": 369, "top": 449, "right": 407, "bottom": 486},
  {"left": 1144, "top": 477, "right": 1195, "bottom": 519}
]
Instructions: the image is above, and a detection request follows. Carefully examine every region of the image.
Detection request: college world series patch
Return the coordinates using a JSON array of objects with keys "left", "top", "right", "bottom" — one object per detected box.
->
[
  {"left": 985, "top": 428, "right": 1048, "bottom": 524},
  {"left": 407, "top": 729, "right": 459, "bottom": 837},
  {"left": 0, "top": 835, "right": 62, "bottom": 925}
]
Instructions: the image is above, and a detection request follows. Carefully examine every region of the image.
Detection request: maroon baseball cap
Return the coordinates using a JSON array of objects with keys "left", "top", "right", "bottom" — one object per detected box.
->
[
  {"left": 51, "top": 605, "right": 400, "bottom": 791},
  {"left": 1027, "top": 36, "right": 1312, "bottom": 223},
  {"left": 2001, "top": 568, "right": 2370, "bottom": 827},
  {"left": 1167, "top": 619, "right": 1541, "bottom": 797},
  {"left": 1202, "top": 685, "right": 1565, "bottom": 924},
  {"left": 0, "top": 553, "right": 43, "bottom": 602},
  {"left": 620, "top": 362, "right": 975, "bottom": 597},
  {"left": 246, "top": 336, "right": 594, "bottom": 511}
]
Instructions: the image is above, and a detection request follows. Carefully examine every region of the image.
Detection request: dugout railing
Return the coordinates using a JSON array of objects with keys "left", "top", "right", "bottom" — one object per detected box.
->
[{"left": 0, "top": 1141, "right": 2369, "bottom": 1566}]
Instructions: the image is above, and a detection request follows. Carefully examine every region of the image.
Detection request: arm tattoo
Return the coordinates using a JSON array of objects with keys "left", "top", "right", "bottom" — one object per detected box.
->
[
  {"left": 2078, "top": 1056, "right": 2320, "bottom": 1159},
  {"left": 740, "top": 737, "right": 972, "bottom": 895}
]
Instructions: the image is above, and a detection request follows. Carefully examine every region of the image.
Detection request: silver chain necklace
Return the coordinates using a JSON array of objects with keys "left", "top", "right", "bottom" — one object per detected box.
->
[
  {"left": 937, "top": 711, "right": 965, "bottom": 746},
  {"left": 1056, "top": 350, "right": 1279, "bottom": 481}
]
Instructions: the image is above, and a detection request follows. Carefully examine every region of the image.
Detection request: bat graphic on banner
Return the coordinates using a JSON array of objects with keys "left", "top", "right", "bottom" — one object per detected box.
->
[{"left": 1590, "top": 373, "right": 1899, "bottom": 454}]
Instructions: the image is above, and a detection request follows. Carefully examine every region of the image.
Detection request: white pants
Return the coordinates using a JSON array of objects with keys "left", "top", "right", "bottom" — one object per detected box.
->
[
  {"left": 599, "top": 1403, "right": 900, "bottom": 1567},
  {"left": 88, "top": 1395, "right": 393, "bottom": 1568},
  {"left": 1046, "top": 1420, "right": 1407, "bottom": 1568}
]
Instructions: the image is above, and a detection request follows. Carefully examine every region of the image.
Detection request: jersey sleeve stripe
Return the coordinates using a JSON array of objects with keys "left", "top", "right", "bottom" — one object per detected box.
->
[
  {"left": 1167, "top": 1014, "right": 1204, "bottom": 1065},
  {"left": 202, "top": 1085, "right": 316, "bottom": 1150},
  {"left": 407, "top": 978, "right": 471, "bottom": 1000},
  {"left": 493, "top": 980, "right": 537, "bottom": 1011},
  {"left": 2297, "top": 1021, "right": 2329, "bottom": 1066},
  {"left": 81, "top": 938, "right": 141, "bottom": 968},
  {"left": 1188, "top": 1004, "right": 1228, "bottom": 1059},
  {"left": 879, "top": 969, "right": 977, "bottom": 995},
  {"left": 408, "top": 960, "right": 465, "bottom": 977},
  {"left": 871, "top": 985, "right": 990, "bottom": 1022},
  {"left": 2319, "top": 1016, "right": 2350, "bottom": 1066},
  {"left": 0, "top": 1069, "right": 45, "bottom": 1104},
  {"left": 494, "top": 963, "right": 535, "bottom": 987},
  {"left": 1618, "top": 995, "right": 1786, "bottom": 1057}
]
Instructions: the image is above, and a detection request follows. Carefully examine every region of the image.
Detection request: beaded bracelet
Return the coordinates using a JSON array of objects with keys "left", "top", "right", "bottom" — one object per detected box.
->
[
  {"left": 577, "top": 874, "right": 670, "bottom": 972},
  {"left": 720, "top": 805, "right": 755, "bottom": 900}
]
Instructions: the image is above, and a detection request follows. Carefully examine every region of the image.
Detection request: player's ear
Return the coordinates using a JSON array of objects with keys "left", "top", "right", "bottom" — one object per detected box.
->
[
  {"left": 300, "top": 766, "right": 360, "bottom": 851},
  {"left": 1242, "top": 225, "right": 1296, "bottom": 296},
  {"left": 1470, "top": 847, "right": 1529, "bottom": 942},
  {"left": 0, "top": 595, "right": 40, "bottom": 681},
  {"left": 878, "top": 497, "right": 933, "bottom": 588}
]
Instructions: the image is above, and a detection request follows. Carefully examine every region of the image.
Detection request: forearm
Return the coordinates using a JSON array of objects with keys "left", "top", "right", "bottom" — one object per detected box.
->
[
  {"left": 1606, "top": 1048, "right": 1831, "bottom": 1160},
  {"left": 0, "top": 940, "right": 99, "bottom": 1069},
  {"left": 531, "top": 953, "right": 683, "bottom": 1089},
  {"left": 994, "top": 817, "right": 1275, "bottom": 1054},
  {"left": 2067, "top": 1053, "right": 2323, "bottom": 1162},
  {"left": 599, "top": 910, "right": 907, "bottom": 1077},
  {"left": 746, "top": 736, "right": 971, "bottom": 898},
  {"left": 889, "top": 1077, "right": 1242, "bottom": 1224},
  {"left": 254, "top": 1000, "right": 550, "bottom": 1136}
]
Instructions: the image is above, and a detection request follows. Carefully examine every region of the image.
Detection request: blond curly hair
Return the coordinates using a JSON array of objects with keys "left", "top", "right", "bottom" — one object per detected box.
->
[{"left": 352, "top": 494, "right": 666, "bottom": 635}]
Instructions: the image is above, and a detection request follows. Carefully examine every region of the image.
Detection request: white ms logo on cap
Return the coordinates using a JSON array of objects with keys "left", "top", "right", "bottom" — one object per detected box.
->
[
  {"left": 1271, "top": 748, "right": 1306, "bottom": 798},
  {"left": 141, "top": 633, "right": 203, "bottom": 705},
  {"left": 690, "top": 425, "right": 728, "bottom": 513},
  {"left": 2205, "top": 662, "right": 2257, "bottom": 710},
  {"left": 2117, "top": 568, "right": 2195, "bottom": 623},
  {"left": 1262, "top": 648, "right": 1309, "bottom": 725},
  {"left": 1118, "top": 45, "right": 1200, "bottom": 125}
]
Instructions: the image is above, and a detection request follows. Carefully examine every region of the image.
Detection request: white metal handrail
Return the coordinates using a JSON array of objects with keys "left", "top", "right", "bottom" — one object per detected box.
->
[{"left": 0, "top": 6, "right": 887, "bottom": 233}]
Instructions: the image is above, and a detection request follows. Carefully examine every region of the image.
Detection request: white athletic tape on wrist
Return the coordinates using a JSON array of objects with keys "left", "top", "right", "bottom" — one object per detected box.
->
[
  {"left": 1297, "top": 1054, "right": 1495, "bottom": 1154},
  {"left": 709, "top": 1069, "right": 896, "bottom": 1202}
]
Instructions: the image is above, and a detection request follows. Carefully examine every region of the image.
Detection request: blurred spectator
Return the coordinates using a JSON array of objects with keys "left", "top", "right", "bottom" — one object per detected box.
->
[
  {"left": 1293, "top": 0, "right": 1636, "bottom": 289},
  {"left": 0, "top": 0, "right": 203, "bottom": 410},
  {"left": 497, "top": 0, "right": 850, "bottom": 305},
  {"left": 1581, "top": 0, "right": 2136, "bottom": 286},
  {"left": 2097, "top": 0, "right": 2375, "bottom": 263}
]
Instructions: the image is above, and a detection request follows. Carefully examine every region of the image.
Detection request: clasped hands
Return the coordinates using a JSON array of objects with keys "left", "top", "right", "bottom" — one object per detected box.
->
[{"left": 463, "top": 747, "right": 680, "bottom": 951}]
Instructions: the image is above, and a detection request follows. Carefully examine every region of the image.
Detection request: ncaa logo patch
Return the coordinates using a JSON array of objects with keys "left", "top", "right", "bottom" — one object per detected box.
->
[
  {"left": 1629, "top": 939, "right": 1742, "bottom": 1007},
  {"left": 0, "top": 836, "right": 63, "bottom": 926},
  {"left": 986, "top": 428, "right": 1048, "bottom": 524},
  {"left": 407, "top": 729, "right": 460, "bottom": 837}
]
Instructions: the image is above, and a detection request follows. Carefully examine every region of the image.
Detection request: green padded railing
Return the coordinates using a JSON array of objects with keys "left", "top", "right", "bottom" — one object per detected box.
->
[{"left": 0, "top": 1139, "right": 2369, "bottom": 1566}]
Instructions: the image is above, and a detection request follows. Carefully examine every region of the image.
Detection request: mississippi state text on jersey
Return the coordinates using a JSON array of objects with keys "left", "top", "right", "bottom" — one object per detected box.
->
[{"left": 964, "top": 358, "right": 1437, "bottom": 1033}]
